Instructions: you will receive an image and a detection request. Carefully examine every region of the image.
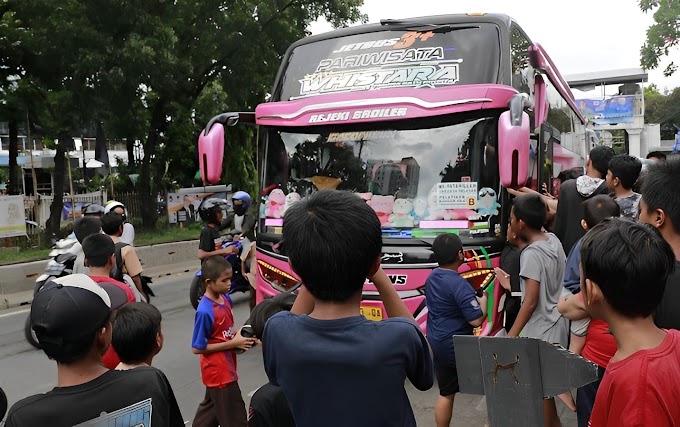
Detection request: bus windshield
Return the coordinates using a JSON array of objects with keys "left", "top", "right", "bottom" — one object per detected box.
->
[
  {"left": 279, "top": 24, "right": 501, "bottom": 101},
  {"left": 260, "top": 113, "right": 502, "bottom": 240}
]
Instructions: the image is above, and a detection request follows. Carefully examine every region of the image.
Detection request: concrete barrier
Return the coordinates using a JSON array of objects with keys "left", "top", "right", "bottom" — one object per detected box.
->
[{"left": 0, "top": 240, "right": 200, "bottom": 296}]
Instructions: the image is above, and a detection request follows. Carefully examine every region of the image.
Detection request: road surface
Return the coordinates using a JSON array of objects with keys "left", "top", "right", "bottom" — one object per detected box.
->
[{"left": 0, "top": 271, "right": 577, "bottom": 426}]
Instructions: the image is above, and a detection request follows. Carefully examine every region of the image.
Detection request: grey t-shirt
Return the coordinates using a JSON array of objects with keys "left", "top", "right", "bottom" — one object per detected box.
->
[
  {"left": 519, "top": 233, "right": 569, "bottom": 347},
  {"left": 615, "top": 193, "right": 641, "bottom": 219}
]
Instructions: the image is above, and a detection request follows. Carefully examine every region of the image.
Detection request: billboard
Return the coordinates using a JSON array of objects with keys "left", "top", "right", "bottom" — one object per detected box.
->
[
  {"left": 0, "top": 195, "right": 27, "bottom": 238},
  {"left": 575, "top": 95, "right": 635, "bottom": 125},
  {"left": 167, "top": 185, "right": 232, "bottom": 224}
]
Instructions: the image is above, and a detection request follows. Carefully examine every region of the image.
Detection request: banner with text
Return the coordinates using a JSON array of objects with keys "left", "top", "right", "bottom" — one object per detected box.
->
[
  {"left": 0, "top": 195, "right": 27, "bottom": 238},
  {"left": 575, "top": 95, "right": 635, "bottom": 125}
]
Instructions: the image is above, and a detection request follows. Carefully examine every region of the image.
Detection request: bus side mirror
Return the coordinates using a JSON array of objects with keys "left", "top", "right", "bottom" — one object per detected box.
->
[
  {"left": 198, "top": 122, "right": 225, "bottom": 185},
  {"left": 534, "top": 74, "right": 548, "bottom": 129},
  {"left": 498, "top": 94, "right": 530, "bottom": 189},
  {"left": 198, "top": 113, "right": 241, "bottom": 185}
]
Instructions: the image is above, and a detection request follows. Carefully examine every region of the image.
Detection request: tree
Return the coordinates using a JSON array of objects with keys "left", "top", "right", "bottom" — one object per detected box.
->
[
  {"left": 644, "top": 83, "right": 663, "bottom": 99},
  {"left": 3, "top": 0, "right": 367, "bottom": 231},
  {"left": 94, "top": 0, "right": 366, "bottom": 229},
  {"left": 0, "top": 5, "right": 28, "bottom": 196},
  {"left": 645, "top": 86, "right": 680, "bottom": 140},
  {"left": 4, "top": 0, "right": 112, "bottom": 237},
  {"left": 639, "top": 0, "right": 680, "bottom": 76}
]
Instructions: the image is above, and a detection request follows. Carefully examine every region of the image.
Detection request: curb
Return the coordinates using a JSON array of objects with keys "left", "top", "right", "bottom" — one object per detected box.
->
[
  {"left": 0, "top": 240, "right": 200, "bottom": 298},
  {"left": 0, "top": 260, "right": 199, "bottom": 311}
]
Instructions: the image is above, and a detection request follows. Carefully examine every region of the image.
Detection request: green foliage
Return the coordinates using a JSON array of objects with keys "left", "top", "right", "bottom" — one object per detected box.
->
[
  {"left": 644, "top": 83, "right": 663, "bottom": 99},
  {"left": 0, "top": 167, "right": 9, "bottom": 183},
  {"left": 639, "top": 0, "right": 680, "bottom": 76},
  {"left": 1, "top": 0, "right": 366, "bottom": 229},
  {"left": 645, "top": 86, "right": 680, "bottom": 139}
]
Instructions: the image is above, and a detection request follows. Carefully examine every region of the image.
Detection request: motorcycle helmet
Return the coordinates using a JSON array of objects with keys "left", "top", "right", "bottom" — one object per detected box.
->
[
  {"left": 199, "top": 198, "right": 228, "bottom": 224},
  {"left": 82, "top": 203, "right": 105, "bottom": 218},
  {"left": 232, "top": 191, "right": 251, "bottom": 216},
  {"left": 105, "top": 200, "right": 127, "bottom": 221}
]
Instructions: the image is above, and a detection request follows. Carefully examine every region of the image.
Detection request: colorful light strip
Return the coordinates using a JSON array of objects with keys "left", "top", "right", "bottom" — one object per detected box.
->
[{"left": 257, "top": 259, "right": 298, "bottom": 282}]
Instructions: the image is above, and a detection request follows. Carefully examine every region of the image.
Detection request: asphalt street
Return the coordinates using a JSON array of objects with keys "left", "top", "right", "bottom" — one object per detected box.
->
[{"left": 0, "top": 271, "right": 577, "bottom": 426}]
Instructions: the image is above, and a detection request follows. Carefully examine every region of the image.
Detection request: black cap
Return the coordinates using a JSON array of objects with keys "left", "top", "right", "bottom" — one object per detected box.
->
[
  {"left": 30, "top": 274, "right": 128, "bottom": 356},
  {"left": 432, "top": 233, "right": 464, "bottom": 265},
  {"left": 247, "top": 292, "right": 297, "bottom": 339}
]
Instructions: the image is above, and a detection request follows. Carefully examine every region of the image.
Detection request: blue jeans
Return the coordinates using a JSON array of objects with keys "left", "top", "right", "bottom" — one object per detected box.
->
[{"left": 576, "top": 365, "right": 606, "bottom": 427}]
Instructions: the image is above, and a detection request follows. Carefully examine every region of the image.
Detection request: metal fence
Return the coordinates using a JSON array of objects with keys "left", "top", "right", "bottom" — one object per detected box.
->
[
  {"left": 24, "top": 191, "right": 106, "bottom": 229},
  {"left": 115, "top": 192, "right": 146, "bottom": 220}
]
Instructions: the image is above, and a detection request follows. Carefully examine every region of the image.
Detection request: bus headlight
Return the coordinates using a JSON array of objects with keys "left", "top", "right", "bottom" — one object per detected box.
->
[
  {"left": 257, "top": 260, "right": 301, "bottom": 292},
  {"left": 460, "top": 268, "right": 495, "bottom": 291}
]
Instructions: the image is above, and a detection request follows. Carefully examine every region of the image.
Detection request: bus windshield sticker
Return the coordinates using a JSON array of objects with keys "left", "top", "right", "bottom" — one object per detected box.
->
[
  {"left": 297, "top": 60, "right": 462, "bottom": 99},
  {"left": 332, "top": 32, "right": 436, "bottom": 53},
  {"left": 437, "top": 182, "right": 478, "bottom": 210},
  {"left": 316, "top": 47, "right": 446, "bottom": 72},
  {"left": 328, "top": 130, "right": 399, "bottom": 142}
]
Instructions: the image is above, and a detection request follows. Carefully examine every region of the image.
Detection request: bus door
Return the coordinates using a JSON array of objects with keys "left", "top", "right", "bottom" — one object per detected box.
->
[{"left": 538, "top": 123, "right": 559, "bottom": 196}]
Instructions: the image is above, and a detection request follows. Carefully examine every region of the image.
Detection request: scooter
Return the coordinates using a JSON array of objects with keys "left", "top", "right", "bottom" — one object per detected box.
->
[
  {"left": 189, "top": 235, "right": 251, "bottom": 309},
  {"left": 24, "top": 241, "right": 78, "bottom": 349}
]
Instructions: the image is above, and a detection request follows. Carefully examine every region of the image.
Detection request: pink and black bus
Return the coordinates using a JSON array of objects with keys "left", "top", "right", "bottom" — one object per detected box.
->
[{"left": 199, "top": 13, "right": 589, "bottom": 336}]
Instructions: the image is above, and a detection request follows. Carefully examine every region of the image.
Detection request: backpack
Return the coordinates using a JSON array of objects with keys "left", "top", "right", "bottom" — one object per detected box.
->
[
  {"left": 111, "top": 242, "right": 129, "bottom": 282},
  {"left": 112, "top": 242, "right": 155, "bottom": 299}
]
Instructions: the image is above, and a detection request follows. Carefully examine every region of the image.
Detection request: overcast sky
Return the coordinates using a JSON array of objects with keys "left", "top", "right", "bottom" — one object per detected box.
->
[{"left": 309, "top": 0, "right": 680, "bottom": 97}]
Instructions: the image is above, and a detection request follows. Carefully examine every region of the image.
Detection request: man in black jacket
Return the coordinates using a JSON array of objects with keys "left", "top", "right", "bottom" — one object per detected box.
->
[{"left": 553, "top": 145, "right": 615, "bottom": 254}]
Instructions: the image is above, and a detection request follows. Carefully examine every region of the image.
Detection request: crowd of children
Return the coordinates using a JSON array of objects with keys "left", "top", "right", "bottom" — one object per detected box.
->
[{"left": 6, "top": 154, "right": 680, "bottom": 427}]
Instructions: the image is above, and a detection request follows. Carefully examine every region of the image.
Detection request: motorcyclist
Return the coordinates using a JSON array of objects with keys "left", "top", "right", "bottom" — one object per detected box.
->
[
  {"left": 64, "top": 203, "right": 106, "bottom": 264},
  {"left": 197, "top": 198, "right": 239, "bottom": 260},
  {"left": 227, "top": 191, "right": 256, "bottom": 311},
  {"left": 105, "top": 200, "right": 135, "bottom": 245},
  {"left": 71, "top": 216, "right": 104, "bottom": 274},
  {"left": 227, "top": 191, "right": 255, "bottom": 245}
]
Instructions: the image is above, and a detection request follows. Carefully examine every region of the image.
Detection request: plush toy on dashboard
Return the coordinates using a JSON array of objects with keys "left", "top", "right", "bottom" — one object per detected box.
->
[
  {"left": 425, "top": 186, "right": 451, "bottom": 220},
  {"left": 389, "top": 198, "right": 415, "bottom": 227},
  {"left": 357, "top": 192, "right": 373, "bottom": 202},
  {"left": 265, "top": 188, "right": 286, "bottom": 218},
  {"left": 477, "top": 187, "right": 501, "bottom": 217},
  {"left": 412, "top": 198, "right": 428, "bottom": 224},
  {"left": 280, "top": 192, "right": 301, "bottom": 217},
  {"left": 367, "top": 195, "right": 394, "bottom": 226}
]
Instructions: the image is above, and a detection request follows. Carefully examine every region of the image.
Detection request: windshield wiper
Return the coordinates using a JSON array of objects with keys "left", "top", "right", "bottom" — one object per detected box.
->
[{"left": 379, "top": 20, "right": 479, "bottom": 33}]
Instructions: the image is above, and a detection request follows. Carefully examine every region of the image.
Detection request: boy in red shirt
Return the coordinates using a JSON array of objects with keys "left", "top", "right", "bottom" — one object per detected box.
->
[
  {"left": 580, "top": 218, "right": 680, "bottom": 427},
  {"left": 191, "top": 255, "right": 257, "bottom": 427},
  {"left": 82, "top": 233, "right": 136, "bottom": 369}
]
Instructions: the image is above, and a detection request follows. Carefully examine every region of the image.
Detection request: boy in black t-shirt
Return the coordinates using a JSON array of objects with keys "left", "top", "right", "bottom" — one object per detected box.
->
[
  {"left": 197, "top": 199, "right": 238, "bottom": 260},
  {"left": 6, "top": 274, "right": 183, "bottom": 427}
]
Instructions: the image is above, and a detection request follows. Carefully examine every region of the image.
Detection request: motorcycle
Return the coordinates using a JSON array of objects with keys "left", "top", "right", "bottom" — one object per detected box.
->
[
  {"left": 189, "top": 234, "right": 252, "bottom": 309},
  {"left": 24, "top": 236, "right": 79, "bottom": 349},
  {"left": 0, "top": 385, "right": 7, "bottom": 424}
]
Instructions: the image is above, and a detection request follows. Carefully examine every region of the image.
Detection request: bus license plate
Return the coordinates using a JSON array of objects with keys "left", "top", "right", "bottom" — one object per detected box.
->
[{"left": 360, "top": 306, "right": 383, "bottom": 321}]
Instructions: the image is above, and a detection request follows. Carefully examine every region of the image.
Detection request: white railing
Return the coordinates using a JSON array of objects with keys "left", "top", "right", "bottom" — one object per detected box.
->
[{"left": 24, "top": 191, "right": 106, "bottom": 228}]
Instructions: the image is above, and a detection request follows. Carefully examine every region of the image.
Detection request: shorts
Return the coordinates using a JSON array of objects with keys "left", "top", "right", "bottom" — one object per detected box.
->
[{"left": 435, "top": 363, "right": 460, "bottom": 396}]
